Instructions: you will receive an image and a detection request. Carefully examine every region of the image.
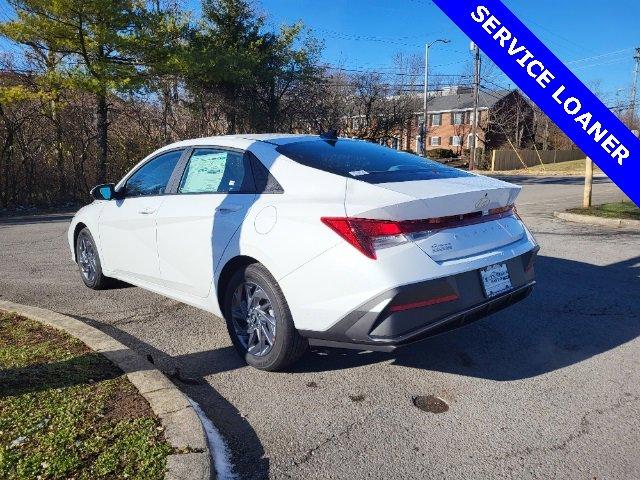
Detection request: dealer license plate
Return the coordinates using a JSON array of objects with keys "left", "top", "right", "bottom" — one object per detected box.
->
[{"left": 480, "top": 263, "right": 513, "bottom": 298}]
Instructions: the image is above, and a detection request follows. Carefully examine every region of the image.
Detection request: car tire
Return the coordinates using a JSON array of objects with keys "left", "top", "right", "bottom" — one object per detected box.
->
[
  {"left": 224, "top": 263, "right": 308, "bottom": 371},
  {"left": 75, "top": 227, "right": 113, "bottom": 290}
]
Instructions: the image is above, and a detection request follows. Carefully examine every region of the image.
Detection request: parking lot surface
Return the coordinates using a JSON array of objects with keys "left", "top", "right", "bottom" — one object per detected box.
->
[{"left": 1, "top": 176, "right": 638, "bottom": 479}]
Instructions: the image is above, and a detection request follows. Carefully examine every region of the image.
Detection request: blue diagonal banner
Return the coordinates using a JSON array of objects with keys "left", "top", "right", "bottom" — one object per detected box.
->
[{"left": 432, "top": 0, "right": 640, "bottom": 206}]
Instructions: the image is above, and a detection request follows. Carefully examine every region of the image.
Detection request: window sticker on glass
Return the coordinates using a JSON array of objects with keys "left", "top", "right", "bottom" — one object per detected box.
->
[
  {"left": 349, "top": 170, "right": 369, "bottom": 176},
  {"left": 180, "top": 151, "right": 228, "bottom": 193}
]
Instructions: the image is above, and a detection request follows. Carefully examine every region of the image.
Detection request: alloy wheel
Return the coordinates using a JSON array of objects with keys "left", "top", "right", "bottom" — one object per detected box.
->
[
  {"left": 78, "top": 235, "right": 97, "bottom": 283},
  {"left": 231, "top": 281, "right": 277, "bottom": 357}
]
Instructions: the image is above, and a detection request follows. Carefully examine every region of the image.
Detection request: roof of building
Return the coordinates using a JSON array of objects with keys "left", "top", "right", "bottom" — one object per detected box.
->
[{"left": 426, "top": 89, "right": 514, "bottom": 113}]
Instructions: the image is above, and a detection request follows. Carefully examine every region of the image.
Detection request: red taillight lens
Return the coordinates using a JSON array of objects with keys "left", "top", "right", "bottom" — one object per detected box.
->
[
  {"left": 322, "top": 205, "right": 516, "bottom": 260},
  {"left": 321, "top": 217, "right": 404, "bottom": 259},
  {"left": 320, "top": 217, "right": 369, "bottom": 257}
]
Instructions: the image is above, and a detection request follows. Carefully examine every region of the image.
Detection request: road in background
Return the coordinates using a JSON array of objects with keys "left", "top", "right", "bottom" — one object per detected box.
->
[{"left": 1, "top": 176, "right": 638, "bottom": 479}]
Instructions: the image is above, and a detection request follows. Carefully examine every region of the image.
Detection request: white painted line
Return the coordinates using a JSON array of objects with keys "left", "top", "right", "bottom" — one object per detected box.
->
[{"left": 187, "top": 397, "right": 237, "bottom": 480}]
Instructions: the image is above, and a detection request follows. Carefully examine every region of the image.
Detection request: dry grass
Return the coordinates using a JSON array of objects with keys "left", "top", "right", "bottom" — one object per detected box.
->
[{"left": 0, "top": 311, "right": 172, "bottom": 480}]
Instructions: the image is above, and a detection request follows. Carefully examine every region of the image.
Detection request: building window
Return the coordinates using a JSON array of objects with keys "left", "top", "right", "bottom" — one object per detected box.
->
[
  {"left": 430, "top": 136, "right": 441, "bottom": 146},
  {"left": 467, "top": 134, "right": 478, "bottom": 148},
  {"left": 430, "top": 113, "right": 441, "bottom": 126},
  {"left": 352, "top": 116, "right": 368, "bottom": 129},
  {"left": 452, "top": 112, "right": 464, "bottom": 125},
  {"left": 451, "top": 136, "right": 462, "bottom": 147}
]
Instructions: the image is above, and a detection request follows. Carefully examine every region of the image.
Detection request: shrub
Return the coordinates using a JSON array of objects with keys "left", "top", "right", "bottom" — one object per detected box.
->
[{"left": 427, "top": 148, "right": 457, "bottom": 159}]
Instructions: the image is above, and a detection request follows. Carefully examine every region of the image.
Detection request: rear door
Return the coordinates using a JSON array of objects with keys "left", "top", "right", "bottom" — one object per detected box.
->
[
  {"left": 98, "top": 149, "right": 184, "bottom": 282},
  {"left": 155, "top": 147, "right": 256, "bottom": 298}
]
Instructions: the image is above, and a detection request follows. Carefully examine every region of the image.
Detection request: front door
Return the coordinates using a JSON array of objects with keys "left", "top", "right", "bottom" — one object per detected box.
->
[
  {"left": 156, "top": 147, "right": 256, "bottom": 298},
  {"left": 98, "top": 149, "right": 183, "bottom": 283}
]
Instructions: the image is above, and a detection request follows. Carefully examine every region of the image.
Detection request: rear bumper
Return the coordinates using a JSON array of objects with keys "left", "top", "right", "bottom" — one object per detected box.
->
[{"left": 299, "top": 247, "right": 538, "bottom": 351}]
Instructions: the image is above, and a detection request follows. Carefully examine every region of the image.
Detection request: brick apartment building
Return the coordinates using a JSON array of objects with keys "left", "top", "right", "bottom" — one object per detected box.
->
[{"left": 397, "top": 87, "right": 534, "bottom": 156}]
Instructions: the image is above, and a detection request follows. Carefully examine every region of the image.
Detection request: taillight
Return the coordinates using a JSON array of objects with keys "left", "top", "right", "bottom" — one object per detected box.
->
[
  {"left": 322, "top": 204, "right": 516, "bottom": 260},
  {"left": 321, "top": 217, "right": 406, "bottom": 259}
]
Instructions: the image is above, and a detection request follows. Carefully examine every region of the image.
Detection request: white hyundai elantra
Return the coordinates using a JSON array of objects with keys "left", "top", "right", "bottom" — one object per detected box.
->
[{"left": 68, "top": 133, "right": 539, "bottom": 370}]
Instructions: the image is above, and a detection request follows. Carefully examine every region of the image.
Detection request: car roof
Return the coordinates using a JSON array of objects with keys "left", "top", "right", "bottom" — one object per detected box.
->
[
  {"left": 236, "top": 133, "right": 317, "bottom": 145},
  {"left": 153, "top": 134, "right": 374, "bottom": 156},
  {"left": 159, "top": 133, "right": 321, "bottom": 150}
]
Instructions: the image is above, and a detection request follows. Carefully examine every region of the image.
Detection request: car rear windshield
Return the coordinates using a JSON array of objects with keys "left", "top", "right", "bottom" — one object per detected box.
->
[{"left": 275, "top": 139, "right": 472, "bottom": 184}]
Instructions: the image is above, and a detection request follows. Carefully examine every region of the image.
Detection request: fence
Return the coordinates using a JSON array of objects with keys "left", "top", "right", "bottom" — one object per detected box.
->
[{"left": 490, "top": 149, "right": 586, "bottom": 171}]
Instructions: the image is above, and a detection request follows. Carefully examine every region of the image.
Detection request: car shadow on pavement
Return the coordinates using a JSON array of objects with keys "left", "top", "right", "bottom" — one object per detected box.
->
[
  {"left": 292, "top": 254, "right": 640, "bottom": 381},
  {"left": 70, "top": 314, "right": 270, "bottom": 480}
]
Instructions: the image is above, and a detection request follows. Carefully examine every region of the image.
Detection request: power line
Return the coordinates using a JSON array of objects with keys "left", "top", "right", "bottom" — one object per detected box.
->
[
  {"left": 571, "top": 57, "right": 632, "bottom": 71},
  {"left": 318, "top": 63, "right": 472, "bottom": 78},
  {"left": 308, "top": 28, "right": 426, "bottom": 43},
  {"left": 565, "top": 48, "right": 635, "bottom": 65},
  {"left": 321, "top": 47, "right": 633, "bottom": 73},
  {"left": 522, "top": 16, "right": 594, "bottom": 56},
  {"left": 481, "top": 77, "right": 514, "bottom": 92}
]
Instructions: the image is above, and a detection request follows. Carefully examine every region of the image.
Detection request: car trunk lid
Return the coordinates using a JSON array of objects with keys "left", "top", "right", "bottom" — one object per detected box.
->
[{"left": 344, "top": 174, "right": 525, "bottom": 261}]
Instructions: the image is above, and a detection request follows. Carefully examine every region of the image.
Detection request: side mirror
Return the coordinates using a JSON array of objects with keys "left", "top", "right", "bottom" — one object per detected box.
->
[{"left": 90, "top": 183, "right": 117, "bottom": 201}]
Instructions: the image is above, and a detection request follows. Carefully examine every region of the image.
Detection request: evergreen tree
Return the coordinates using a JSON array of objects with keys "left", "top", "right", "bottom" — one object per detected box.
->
[
  {"left": 186, "top": 0, "right": 322, "bottom": 133},
  {"left": 0, "top": 0, "right": 177, "bottom": 182}
]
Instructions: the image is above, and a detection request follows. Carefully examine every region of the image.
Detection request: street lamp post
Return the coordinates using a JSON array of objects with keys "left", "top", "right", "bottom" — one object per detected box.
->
[{"left": 423, "top": 39, "right": 450, "bottom": 157}]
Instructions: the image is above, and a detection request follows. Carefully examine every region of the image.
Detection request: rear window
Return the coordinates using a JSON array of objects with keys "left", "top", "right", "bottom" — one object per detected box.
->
[{"left": 276, "top": 139, "right": 472, "bottom": 184}]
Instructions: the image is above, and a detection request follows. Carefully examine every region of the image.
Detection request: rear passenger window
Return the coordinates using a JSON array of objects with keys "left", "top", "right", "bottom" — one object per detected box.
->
[
  {"left": 178, "top": 148, "right": 254, "bottom": 194},
  {"left": 248, "top": 152, "right": 283, "bottom": 193}
]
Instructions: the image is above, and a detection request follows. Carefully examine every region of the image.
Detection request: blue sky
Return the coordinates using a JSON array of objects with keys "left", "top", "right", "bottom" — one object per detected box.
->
[
  {"left": 253, "top": 0, "right": 639, "bottom": 107},
  {"left": 1, "top": 0, "right": 637, "bottom": 108}
]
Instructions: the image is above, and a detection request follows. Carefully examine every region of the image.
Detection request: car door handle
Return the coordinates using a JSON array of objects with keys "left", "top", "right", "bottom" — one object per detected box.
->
[
  {"left": 215, "top": 205, "right": 242, "bottom": 214},
  {"left": 138, "top": 208, "right": 156, "bottom": 215}
]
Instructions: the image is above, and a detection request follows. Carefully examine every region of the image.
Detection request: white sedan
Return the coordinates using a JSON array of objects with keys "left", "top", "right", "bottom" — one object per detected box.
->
[{"left": 68, "top": 134, "right": 539, "bottom": 371}]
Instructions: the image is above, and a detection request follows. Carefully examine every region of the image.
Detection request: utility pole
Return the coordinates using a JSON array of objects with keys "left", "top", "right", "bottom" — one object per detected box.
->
[
  {"left": 423, "top": 39, "right": 449, "bottom": 157},
  {"left": 422, "top": 42, "right": 428, "bottom": 157},
  {"left": 470, "top": 42, "right": 481, "bottom": 170},
  {"left": 583, "top": 157, "right": 593, "bottom": 208},
  {"left": 585, "top": 50, "right": 640, "bottom": 207},
  {"left": 630, "top": 47, "right": 640, "bottom": 129}
]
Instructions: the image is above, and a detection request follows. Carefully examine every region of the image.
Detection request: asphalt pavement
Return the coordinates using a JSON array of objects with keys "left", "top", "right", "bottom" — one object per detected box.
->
[{"left": 1, "top": 175, "right": 638, "bottom": 479}]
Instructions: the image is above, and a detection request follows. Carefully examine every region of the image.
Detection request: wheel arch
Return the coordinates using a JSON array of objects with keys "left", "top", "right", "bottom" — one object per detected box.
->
[
  {"left": 71, "top": 222, "right": 88, "bottom": 262},
  {"left": 216, "top": 255, "right": 259, "bottom": 314}
]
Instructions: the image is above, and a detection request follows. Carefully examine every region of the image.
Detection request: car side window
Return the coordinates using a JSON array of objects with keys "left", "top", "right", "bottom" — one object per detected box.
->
[
  {"left": 248, "top": 152, "right": 283, "bottom": 193},
  {"left": 125, "top": 150, "right": 183, "bottom": 197},
  {"left": 178, "top": 148, "right": 254, "bottom": 194}
]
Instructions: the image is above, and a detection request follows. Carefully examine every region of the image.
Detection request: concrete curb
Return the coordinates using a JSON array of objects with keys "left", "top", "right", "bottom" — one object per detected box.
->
[
  {"left": 554, "top": 211, "right": 640, "bottom": 230},
  {"left": 0, "top": 300, "right": 212, "bottom": 480}
]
